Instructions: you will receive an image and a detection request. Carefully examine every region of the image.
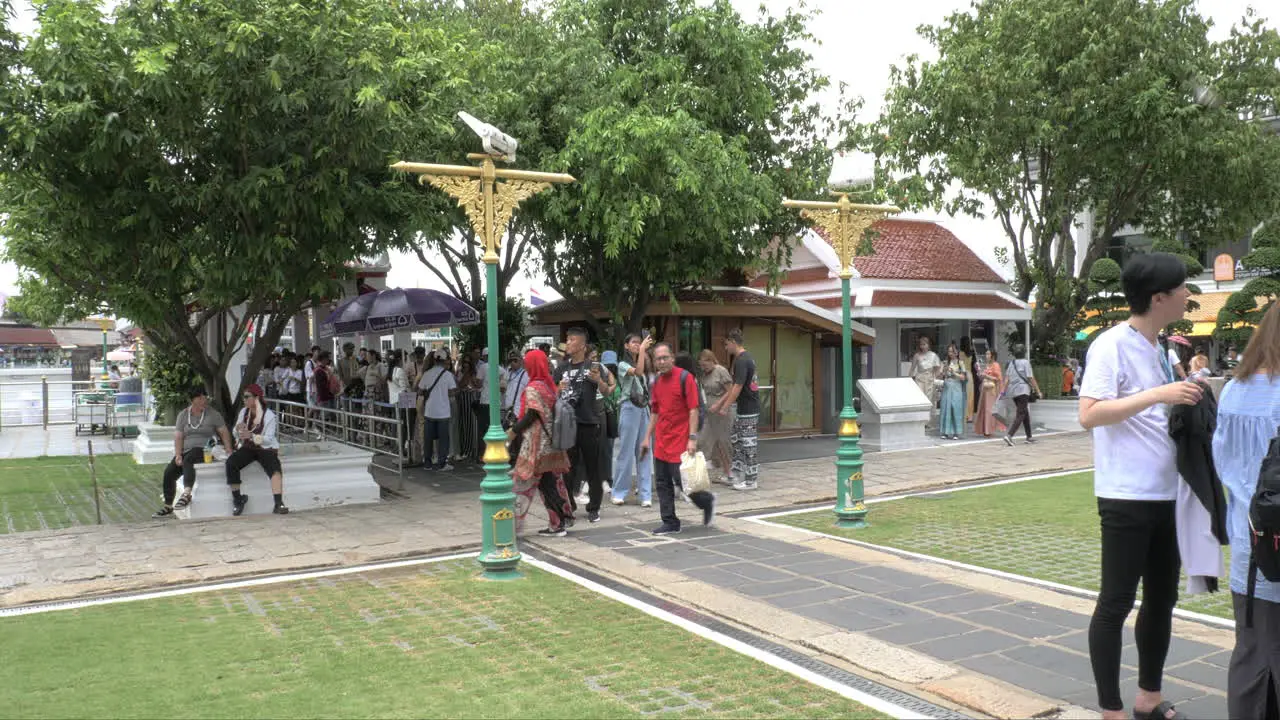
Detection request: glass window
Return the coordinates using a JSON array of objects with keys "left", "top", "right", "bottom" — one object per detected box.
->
[
  {"left": 677, "top": 317, "right": 711, "bottom": 354},
  {"left": 899, "top": 321, "right": 946, "bottom": 363}
]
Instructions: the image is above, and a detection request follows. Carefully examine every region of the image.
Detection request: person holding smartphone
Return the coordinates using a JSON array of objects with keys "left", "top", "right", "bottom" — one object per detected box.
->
[
  {"left": 612, "top": 332, "right": 655, "bottom": 507},
  {"left": 554, "top": 328, "right": 615, "bottom": 523}
]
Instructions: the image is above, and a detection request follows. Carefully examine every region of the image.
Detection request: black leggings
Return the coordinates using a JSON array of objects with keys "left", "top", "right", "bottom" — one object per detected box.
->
[
  {"left": 225, "top": 445, "right": 283, "bottom": 485},
  {"left": 1088, "top": 499, "right": 1181, "bottom": 711},
  {"left": 162, "top": 448, "right": 205, "bottom": 505},
  {"left": 1006, "top": 394, "right": 1033, "bottom": 440}
]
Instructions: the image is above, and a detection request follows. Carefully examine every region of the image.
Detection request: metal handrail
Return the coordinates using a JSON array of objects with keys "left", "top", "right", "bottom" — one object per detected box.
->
[
  {"left": 0, "top": 378, "right": 106, "bottom": 430},
  {"left": 264, "top": 397, "right": 406, "bottom": 488}
]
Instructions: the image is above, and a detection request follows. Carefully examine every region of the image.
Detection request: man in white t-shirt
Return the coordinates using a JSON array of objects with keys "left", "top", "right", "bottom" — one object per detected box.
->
[
  {"left": 1079, "top": 253, "right": 1202, "bottom": 720},
  {"left": 418, "top": 351, "right": 457, "bottom": 471}
]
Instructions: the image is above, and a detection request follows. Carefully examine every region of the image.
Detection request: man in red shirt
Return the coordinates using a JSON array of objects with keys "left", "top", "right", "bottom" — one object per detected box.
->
[{"left": 642, "top": 343, "right": 715, "bottom": 534}]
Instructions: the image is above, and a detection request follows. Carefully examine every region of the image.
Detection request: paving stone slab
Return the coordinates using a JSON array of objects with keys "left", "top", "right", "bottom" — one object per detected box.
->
[
  {"left": 771, "top": 557, "right": 868, "bottom": 576},
  {"left": 911, "top": 629, "right": 1028, "bottom": 661},
  {"left": 732, "top": 577, "right": 825, "bottom": 598},
  {"left": 1060, "top": 677, "right": 1217, "bottom": 714},
  {"left": 632, "top": 548, "right": 737, "bottom": 571},
  {"left": 792, "top": 598, "right": 894, "bottom": 632},
  {"left": 882, "top": 582, "right": 973, "bottom": 604},
  {"left": 836, "top": 595, "right": 937, "bottom": 625},
  {"left": 916, "top": 591, "right": 1013, "bottom": 614},
  {"left": 702, "top": 542, "right": 789, "bottom": 561},
  {"left": 688, "top": 566, "right": 756, "bottom": 589},
  {"left": 853, "top": 564, "right": 934, "bottom": 589},
  {"left": 808, "top": 569, "right": 903, "bottom": 595},
  {"left": 757, "top": 551, "right": 839, "bottom": 569},
  {"left": 716, "top": 562, "right": 796, "bottom": 583},
  {"left": 766, "top": 583, "right": 859, "bottom": 609},
  {"left": 867, "top": 616, "right": 979, "bottom": 645},
  {"left": 1165, "top": 659, "right": 1227, "bottom": 689},
  {"left": 960, "top": 608, "right": 1076, "bottom": 640},
  {"left": 957, "top": 653, "right": 1093, "bottom": 701},
  {"left": 1201, "top": 649, "right": 1233, "bottom": 669},
  {"left": 1006, "top": 601, "right": 1091, "bottom": 630},
  {"left": 1001, "top": 644, "right": 1096, "bottom": 683}
]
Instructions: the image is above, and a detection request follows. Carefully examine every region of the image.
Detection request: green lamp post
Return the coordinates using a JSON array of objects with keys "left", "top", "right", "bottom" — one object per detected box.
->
[
  {"left": 783, "top": 186, "right": 898, "bottom": 528},
  {"left": 392, "top": 114, "right": 574, "bottom": 579}
]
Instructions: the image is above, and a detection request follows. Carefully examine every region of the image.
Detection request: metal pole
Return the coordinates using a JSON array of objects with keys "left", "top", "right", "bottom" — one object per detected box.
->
[
  {"left": 833, "top": 273, "right": 867, "bottom": 528},
  {"left": 477, "top": 159, "right": 521, "bottom": 580},
  {"left": 41, "top": 376, "right": 49, "bottom": 428},
  {"left": 88, "top": 440, "right": 103, "bottom": 525}
]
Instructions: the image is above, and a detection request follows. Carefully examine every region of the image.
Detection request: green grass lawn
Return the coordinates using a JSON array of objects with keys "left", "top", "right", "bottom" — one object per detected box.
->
[
  {"left": 1, "top": 560, "right": 883, "bottom": 719},
  {"left": 775, "top": 472, "right": 1233, "bottom": 620},
  {"left": 0, "top": 454, "right": 159, "bottom": 533}
]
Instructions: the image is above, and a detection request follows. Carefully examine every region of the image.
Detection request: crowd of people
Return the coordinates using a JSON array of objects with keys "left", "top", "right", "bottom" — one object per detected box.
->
[
  {"left": 909, "top": 335, "right": 1043, "bottom": 444},
  {"left": 1076, "top": 252, "right": 1280, "bottom": 720}
]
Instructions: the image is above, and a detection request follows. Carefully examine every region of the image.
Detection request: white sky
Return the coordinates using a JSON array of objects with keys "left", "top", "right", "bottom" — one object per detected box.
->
[{"left": 0, "top": 0, "right": 1269, "bottom": 307}]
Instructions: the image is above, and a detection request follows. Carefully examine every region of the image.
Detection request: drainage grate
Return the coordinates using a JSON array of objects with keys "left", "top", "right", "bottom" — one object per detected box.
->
[{"left": 530, "top": 550, "right": 971, "bottom": 720}]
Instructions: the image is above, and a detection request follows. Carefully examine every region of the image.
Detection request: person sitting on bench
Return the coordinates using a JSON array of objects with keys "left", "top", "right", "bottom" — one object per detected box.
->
[
  {"left": 226, "top": 383, "right": 288, "bottom": 516},
  {"left": 152, "top": 387, "right": 234, "bottom": 518}
]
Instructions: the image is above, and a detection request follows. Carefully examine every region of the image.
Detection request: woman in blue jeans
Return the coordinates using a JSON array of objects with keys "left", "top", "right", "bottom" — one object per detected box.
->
[
  {"left": 1214, "top": 302, "right": 1280, "bottom": 720},
  {"left": 612, "top": 333, "right": 654, "bottom": 507}
]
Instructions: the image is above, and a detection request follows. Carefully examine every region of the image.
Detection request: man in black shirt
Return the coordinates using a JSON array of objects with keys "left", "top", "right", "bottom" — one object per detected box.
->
[
  {"left": 711, "top": 328, "right": 760, "bottom": 491},
  {"left": 554, "top": 327, "right": 616, "bottom": 522}
]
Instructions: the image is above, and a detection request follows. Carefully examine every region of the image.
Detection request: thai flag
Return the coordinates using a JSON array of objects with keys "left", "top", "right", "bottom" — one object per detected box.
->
[{"left": 529, "top": 287, "right": 546, "bottom": 307}]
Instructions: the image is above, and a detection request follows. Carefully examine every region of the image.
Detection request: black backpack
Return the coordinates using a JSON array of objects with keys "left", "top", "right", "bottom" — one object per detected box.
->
[
  {"left": 679, "top": 369, "right": 706, "bottom": 433},
  {"left": 1246, "top": 429, "right": 1280, "bottom": 627}
]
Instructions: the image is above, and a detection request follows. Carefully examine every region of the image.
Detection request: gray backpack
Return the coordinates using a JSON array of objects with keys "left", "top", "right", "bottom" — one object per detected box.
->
[{"left": 551, "top": 394, "right": 577, "bottom": 451}]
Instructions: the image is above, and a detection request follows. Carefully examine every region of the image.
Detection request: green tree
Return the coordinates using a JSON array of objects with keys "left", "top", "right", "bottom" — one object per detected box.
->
[
  {"left": 529, "top": 0, "right": 851, "bottom": 343},
  {"left": 455, "top": 296, "right": 529, "bottom": 360},
  {"left": 866, "top": 0, "right": 1280, "bottom": 358},
  {"left": 1071, "top": 243, "right": 1203, "bottom": 349},
  {"left": 0, "top": 0, "right": 465, "bottom": 414},
  {"left": 1216, "top": 220, "right": 1280, "bottom": 348}
]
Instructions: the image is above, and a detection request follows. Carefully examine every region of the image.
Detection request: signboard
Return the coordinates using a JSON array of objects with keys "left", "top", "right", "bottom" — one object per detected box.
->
[{"left": 1214, "top": 254, "right": 1235, "bottom": 282}]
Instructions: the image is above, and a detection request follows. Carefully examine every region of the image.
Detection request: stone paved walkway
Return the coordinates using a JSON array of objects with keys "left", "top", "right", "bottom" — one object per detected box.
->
[
  {"left": 0, "top": 431, "right": 1092, "bottom": 606},
  {"left": 540, "top": 518, "right": 1231, "bottom": 719}
]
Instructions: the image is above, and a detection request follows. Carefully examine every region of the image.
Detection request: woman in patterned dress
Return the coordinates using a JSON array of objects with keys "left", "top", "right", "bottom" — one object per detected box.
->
[{"left": 507, "top": 349, "right": 573, "bottom": 536}]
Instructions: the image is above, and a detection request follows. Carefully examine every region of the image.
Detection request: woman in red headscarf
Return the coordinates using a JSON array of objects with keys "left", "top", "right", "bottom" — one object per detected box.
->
[{"left": 507, "top": 349, "right": 573, "bottom": 535}]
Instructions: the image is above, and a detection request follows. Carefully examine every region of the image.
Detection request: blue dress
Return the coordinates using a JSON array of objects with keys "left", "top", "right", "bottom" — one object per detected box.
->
[
  {"left": 938, "top": 360, "right": 967, "bottom": 437},
  {"left": 1213, "top": 372, "right": 1280, "bottom": 604}
]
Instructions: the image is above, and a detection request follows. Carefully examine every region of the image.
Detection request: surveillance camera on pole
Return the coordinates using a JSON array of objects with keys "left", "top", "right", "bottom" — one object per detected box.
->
[{"left": 458, "top": 111, "right": 518, "bottom": 162}]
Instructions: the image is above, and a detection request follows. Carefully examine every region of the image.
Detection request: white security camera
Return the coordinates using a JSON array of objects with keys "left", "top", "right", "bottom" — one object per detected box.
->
[{"left": 458, "top": 111, "right": 518, "bottom": 162}]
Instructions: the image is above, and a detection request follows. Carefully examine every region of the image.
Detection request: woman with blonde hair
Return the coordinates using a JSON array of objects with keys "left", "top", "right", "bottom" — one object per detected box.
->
[
  {"left": 696, "top": 349, "right": 734, "bottom": 477},
  {"left": 1214, "top": 302, "right": 1280, "bottom": 720}
]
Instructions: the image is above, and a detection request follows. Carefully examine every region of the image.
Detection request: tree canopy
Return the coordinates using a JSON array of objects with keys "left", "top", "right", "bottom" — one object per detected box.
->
[
  {"left": 527, "top": 0, "right": 852, "bottom": 342},
  {"left": 865, "top": 0, "right": 1280, "bottom": 357},
  {"left": 1215, "top": 220, "right": 1280, "bottom": 349},
  {"left": 0, "top": 0, "right": 467, "bottom": 413}
]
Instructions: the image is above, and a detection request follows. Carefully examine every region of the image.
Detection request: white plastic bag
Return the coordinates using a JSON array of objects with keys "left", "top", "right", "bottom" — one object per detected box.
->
[{"left": 680, "top": 451, "right": 711, "bottom": 495}]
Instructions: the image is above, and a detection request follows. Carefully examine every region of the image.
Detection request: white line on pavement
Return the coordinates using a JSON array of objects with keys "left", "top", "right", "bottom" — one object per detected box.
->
[
  {"left": 0, "top": 552, "right": 478, "bottom": 617},
  {"left": 524, "top": 556, "right": 935, "bottom": 719}
]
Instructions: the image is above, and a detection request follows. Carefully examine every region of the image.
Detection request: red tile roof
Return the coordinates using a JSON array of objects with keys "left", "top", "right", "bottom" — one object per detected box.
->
[
  {"left": 810, "top": 219, "right": 1004, "bottom": 283},
  {"left": 808, "top": 291, "right": 1022, "bottom": 310},
  {"left": 749, "top": 265, "right": 831, "bottom": 288},
  {"left": 873, "top": 291, "right": 1022, "bottom": 310},
  {"left": 0, "top": 326, "right": 59, "bottom": 346}
]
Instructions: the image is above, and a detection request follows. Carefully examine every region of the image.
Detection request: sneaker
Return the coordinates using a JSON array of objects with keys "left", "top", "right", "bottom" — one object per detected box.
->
[
  {"left": 152, "top": 506, "right": 175, "bottom": 519},
  {"left": 1024, "top": 438, "right": 1036, "bottom": 444},
  {"left": 439, "top": 464, "right": 455, "bottom": 472},
  {"left": 563, "top": 517, "right": 576, "bottom": 529},
  {"left": 1002, "top": 436, "right": 1014, "bottom": 447},
  {"left": 652, "top": 523, "right": 681, "bottom": 535},
  {"left": 273, "top": 505, "right": 290, "bottom": 515},
  {"left": 732, "top": 480, "right": 758, "bottom": 491},
  {"left": 611, "top": 497, "right": 625, "bottom": 506},
  {"left": 587, "top": 510, "right": 601, "bottom": 523},
  {"left": 703, "top": 494, "right": 717, "bottom": 527},
  {"left": 576, "top": 494, "right": 589, "bottom": 506},
  {"left": 174, "top": 493, "right": 192, "bottom": 509},
  {"left": 232, "top": 495, "right": 249, "bottom": 516},
  {"left": 640, "top": 499, "right": 652, "bottom": 508},
  {"left": 537, "top": 527, "right": 567, "bottom": 537}
]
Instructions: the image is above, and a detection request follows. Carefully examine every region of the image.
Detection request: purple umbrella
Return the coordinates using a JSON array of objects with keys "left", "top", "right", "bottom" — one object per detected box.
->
[{"left": 319, "top": 288, "right": 479, "bottom": 338}]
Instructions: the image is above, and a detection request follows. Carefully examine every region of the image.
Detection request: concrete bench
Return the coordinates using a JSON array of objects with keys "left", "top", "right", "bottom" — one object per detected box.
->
[{"left": 170, "top": 441, "right": 380, "bottom": 519}]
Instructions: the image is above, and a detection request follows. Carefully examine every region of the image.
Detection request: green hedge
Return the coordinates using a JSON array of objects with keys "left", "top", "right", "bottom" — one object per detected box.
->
[{"left": 1032, "top": 363, "right": 1063, "bottom": 399}]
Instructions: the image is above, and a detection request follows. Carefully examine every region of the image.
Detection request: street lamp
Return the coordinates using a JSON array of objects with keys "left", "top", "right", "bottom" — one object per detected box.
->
[
  {"left": 783, "top": 158, "right": 898, "bottom": 528},
  {"left": 94, "top": 318, "right": 112, "bottom": 381},
  {"left": 393, "top": 113, "right": 574, "bottom": 580}
]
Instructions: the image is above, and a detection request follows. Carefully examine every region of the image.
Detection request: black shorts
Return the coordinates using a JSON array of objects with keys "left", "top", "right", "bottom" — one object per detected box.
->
[{"left": 226, "top": 445, "right": 282, "bottom": 483}]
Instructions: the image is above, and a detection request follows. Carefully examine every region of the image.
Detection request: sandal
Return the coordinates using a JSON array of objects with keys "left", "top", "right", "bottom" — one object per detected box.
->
[
  {"left": 1134, "top": 701, "right": 1188, "bottom": 720},
  {"left": 152, "top": 506, "right": 175, "bottom": 519},
  {"left": 174, "top": 493, "right": 192, "bottom": 509}
]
